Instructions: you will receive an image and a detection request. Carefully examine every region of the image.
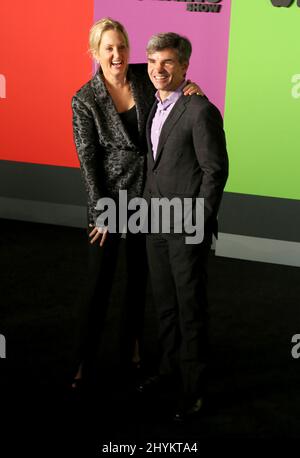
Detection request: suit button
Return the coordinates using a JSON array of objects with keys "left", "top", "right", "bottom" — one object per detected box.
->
[{"left": 154, "top": 170, "right": 158, "bottom": 175}]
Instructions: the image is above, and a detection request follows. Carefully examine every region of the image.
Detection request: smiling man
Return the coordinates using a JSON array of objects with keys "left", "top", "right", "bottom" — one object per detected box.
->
[{"left": 139, "top": 33, "right": 229, "bottom": 421}]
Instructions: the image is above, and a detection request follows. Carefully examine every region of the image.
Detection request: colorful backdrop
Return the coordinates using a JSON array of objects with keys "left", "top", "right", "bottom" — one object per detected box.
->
[{"left": 1, "top": 0, "right": 299, "bottom": 200}]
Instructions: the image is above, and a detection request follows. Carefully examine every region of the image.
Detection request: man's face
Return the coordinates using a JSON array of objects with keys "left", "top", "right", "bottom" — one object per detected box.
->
[{"left": 147, "top": 48, "right": 188, "bottom": 97}]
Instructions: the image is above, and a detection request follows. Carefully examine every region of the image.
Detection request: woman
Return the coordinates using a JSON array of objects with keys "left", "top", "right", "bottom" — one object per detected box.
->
[{"left": 71, "top": 18, "right": 203, "bottom": 388}]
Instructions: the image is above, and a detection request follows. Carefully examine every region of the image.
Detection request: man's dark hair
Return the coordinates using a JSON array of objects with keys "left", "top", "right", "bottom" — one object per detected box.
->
[{"left": 147, "top": 32, "right": 192, "bottom": 63}]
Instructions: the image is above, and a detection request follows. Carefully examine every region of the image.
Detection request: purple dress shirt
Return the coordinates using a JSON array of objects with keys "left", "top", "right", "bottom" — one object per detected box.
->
[{"left": 150, "top": 80, "right": 186, "bottom": 159}]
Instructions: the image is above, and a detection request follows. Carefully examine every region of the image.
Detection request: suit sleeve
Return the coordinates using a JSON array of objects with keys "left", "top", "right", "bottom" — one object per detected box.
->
[
  {"left": 192, "top": 103, "right": 229, "bottom": 233},
  {"left": 72, "top": 95, "right": 105, "bottom": 226}
]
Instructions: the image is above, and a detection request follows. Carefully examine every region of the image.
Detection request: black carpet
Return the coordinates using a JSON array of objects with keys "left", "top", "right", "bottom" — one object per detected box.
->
[{"left": 0, "top": 218, "right": 299, "bottom": 455}]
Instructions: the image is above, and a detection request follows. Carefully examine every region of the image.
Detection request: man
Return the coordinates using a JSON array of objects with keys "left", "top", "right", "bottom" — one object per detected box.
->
[{"left": 139, "top": 33, "right": 229, "bottom": 421}]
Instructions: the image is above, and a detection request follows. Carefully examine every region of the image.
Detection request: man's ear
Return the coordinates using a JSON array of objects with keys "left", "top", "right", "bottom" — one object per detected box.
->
[
  {"left": 182, "top": 61, "right": 189, "bottom": 73},
  {"left": 182, "top": 61, "right": 189, "bottom": 78}
]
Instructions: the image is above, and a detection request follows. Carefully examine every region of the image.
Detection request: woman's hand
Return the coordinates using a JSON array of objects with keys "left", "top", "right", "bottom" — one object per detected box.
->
[
  {"left": 183, "top": 80, "right": 204, "bottom": 96},
  {"left": 89, "top": 224, "right": 108, "bottom": 247}
]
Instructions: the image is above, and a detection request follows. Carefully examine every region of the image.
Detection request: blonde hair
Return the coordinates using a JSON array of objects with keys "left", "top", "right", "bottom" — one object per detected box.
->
[{"left": 89, "top": 17, "right": 130, "bottom": 60}]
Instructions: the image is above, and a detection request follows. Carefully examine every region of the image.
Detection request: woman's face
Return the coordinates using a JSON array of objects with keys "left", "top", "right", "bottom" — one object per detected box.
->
[{"left": 96, "top": 29, "right": 129, "bottom": 80}]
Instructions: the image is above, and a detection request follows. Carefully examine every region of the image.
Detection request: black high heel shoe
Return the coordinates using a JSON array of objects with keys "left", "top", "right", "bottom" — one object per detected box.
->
[
  {"left": 131, "top": 360, "right": 142, "bottom": 371},
  {"left": 71, "top": 378, "right": 83, "bottom": 391}
]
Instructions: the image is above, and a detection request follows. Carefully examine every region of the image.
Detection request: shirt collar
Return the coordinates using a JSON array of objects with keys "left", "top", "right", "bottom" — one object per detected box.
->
[{"left": 155, "top": 80, "right": 186, "bottom": 110}]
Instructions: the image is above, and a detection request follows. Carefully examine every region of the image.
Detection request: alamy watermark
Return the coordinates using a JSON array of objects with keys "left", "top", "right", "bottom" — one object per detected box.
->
[
  {"left": 95, "top": 190, "right": 204, "bottom": 244},
  {"left": 0, "top": 74, "right": 6, "bottom": 99},
  {"left": 291, "top": 334, "right": 300, "bottom": 359},
  {"left": 0, "top": 334, "right": 6, "bottom": 358}
]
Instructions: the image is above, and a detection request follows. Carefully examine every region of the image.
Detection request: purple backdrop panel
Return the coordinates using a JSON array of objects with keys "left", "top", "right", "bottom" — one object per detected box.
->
[{"left": 94, "top": 0, "right": 231, "bottom": 113}]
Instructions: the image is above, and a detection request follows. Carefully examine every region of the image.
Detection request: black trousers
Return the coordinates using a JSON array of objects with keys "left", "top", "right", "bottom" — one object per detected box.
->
[
  {"left": 78, "top": 231, "right": 147, "bottom": 377},
  {"left": 146, "top": 233, "right": 211, "bottom": 400}
]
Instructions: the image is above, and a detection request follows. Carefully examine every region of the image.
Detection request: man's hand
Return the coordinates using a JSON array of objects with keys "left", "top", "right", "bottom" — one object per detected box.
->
[
  {"left": 89, "top": 224, "right": 108, "bottom": 247},
  {"left": 183, "top": 80, "right": 204, "bottom": 96}
]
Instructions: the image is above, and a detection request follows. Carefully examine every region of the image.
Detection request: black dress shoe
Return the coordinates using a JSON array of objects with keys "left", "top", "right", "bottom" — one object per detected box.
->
[
  {"left": 136, "top": 375, "right": 167, "bottom": 394},
  {"left": 173, "top": 397, "right": 204, "bottom": 422}
]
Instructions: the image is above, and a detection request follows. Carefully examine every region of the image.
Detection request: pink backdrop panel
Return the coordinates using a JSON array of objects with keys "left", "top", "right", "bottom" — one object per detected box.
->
[{"left": 94, "top": 0, "right": 231, "bottom": 113}]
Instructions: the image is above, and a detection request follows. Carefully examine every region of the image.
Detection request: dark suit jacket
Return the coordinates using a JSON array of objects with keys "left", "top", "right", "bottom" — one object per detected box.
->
[
  {"left": 72, "top": 64, "right": 155, "bottom": 225},
  {"left": 144, "top": 94, "right": 229, "bottom": 237}
]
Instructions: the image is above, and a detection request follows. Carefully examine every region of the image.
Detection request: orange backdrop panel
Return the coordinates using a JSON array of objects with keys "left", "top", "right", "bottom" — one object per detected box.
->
[{"left": 0, "top": 0, "right": 93, "bottom": 167}]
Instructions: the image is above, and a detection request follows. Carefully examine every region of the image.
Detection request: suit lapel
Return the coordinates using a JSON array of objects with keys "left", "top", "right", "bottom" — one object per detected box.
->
[
  {"left": 153, "top": 95, "right": 188, "bottom": 166},
  {"left": 91, "top": 69, "right": 136, "bottom": 150},
  {"left": 146, "top": 101, "right": 158, "bottom": 167}
]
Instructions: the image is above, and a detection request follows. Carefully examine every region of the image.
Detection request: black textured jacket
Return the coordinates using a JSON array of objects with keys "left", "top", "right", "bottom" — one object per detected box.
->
[{"left": 72, "top": 64, "right": 155, "bottom": 226}]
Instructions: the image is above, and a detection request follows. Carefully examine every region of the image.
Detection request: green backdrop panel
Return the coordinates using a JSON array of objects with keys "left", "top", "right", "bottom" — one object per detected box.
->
[{"left": 224, "top": 0, "right": 300, "bottom": 199}]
